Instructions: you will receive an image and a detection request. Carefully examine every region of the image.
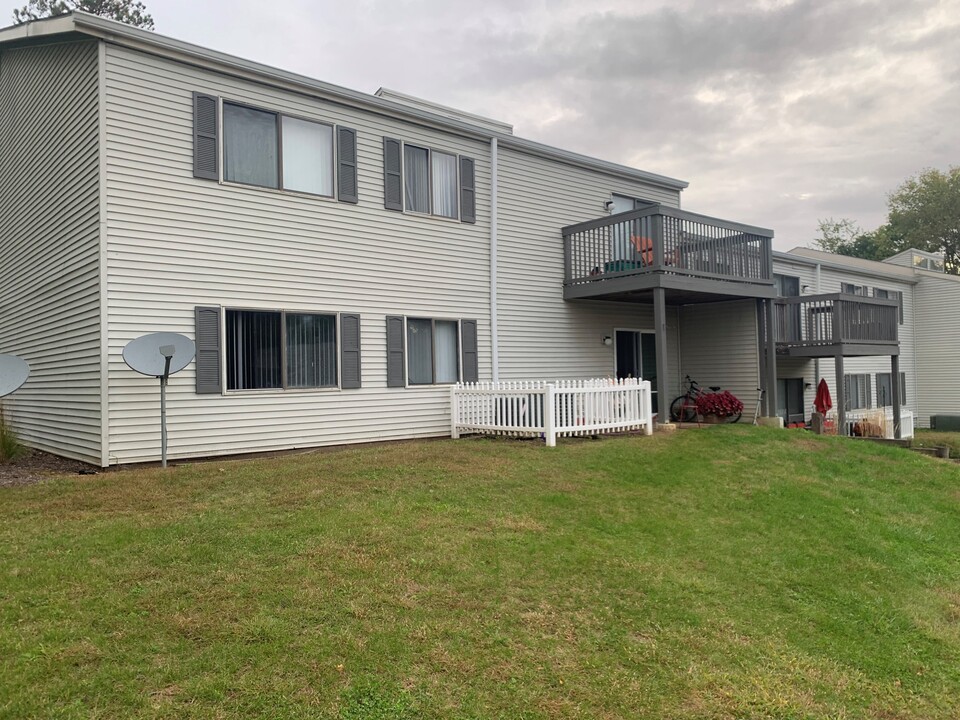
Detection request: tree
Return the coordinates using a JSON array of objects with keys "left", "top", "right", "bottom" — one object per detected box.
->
[
  {"left": 13, "top": 0, "right": 154, "bottom": 29},
  {"left": 814, "top": 218, "right": 894, "bottom": 262},
  {"left": 815, "top": 166, "right": 960, "bottom": 275},
  {"left": 885, "top": 167, "right": 960, "bottom": 273}
]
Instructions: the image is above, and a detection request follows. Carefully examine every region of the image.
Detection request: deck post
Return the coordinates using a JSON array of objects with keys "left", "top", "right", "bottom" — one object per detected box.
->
[
  {"left": 764, "top": 298, "right": 778, "bottom": 418},
  {"left": 891, "top": 354, "right": 902, "bottom": 440},
  {"left": 756, "top": 299, "right": 768, "bottom": 414},
  {"left": 835, "top": 353, "right": 846, "bottom": 436},
  {"left": 653, "top": 286, "right": 669, "bottom": 424}
]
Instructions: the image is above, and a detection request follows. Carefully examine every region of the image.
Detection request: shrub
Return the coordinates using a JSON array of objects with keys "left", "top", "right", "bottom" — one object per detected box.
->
[
  {"left": 0, "top": 404, "right": 24, "bottom": 462},
  {"left": 695, "top": 390, "right": 744, "bottom": 418}
]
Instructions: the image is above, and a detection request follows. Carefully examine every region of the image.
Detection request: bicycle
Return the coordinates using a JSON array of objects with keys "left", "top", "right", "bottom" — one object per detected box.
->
[{"left": 669, "top": 375, "right": 743, "bottom": 424}]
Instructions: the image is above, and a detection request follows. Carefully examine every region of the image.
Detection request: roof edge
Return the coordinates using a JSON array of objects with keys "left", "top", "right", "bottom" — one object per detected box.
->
[
  {"left": 775, "top": 249, "right": 919, "bottom": 285},
  {"left": 0, "top": 12, "right": 689, "bottom": 193}
]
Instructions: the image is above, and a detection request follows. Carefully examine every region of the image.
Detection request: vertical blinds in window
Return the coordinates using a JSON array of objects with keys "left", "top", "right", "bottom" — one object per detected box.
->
[{"left": 285, "top": 313, "right": 336, "bottom": 388}]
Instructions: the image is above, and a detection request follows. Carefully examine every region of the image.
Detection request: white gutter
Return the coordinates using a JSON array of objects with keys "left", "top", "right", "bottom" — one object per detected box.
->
[{"left": 490, "top": 138, "right": 499, "bottom": 382}]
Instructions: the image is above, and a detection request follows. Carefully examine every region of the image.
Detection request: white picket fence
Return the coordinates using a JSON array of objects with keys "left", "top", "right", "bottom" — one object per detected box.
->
[
  {"left": 451, "top": 378, "right": 654, "bottom": 446},
  {"left": 839, "top": 407, "right": 915, "bottom": 439}
]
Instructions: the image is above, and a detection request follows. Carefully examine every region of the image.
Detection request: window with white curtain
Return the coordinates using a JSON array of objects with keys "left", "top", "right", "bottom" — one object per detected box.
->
[
  {"left": 401, "top": 143, "right": 459, "bottom": 218},
  {"left": 404, "top": 145, "right": 430, "bottom": 213},
  {"left": 223, "top": 101, "right": 336, "bottom": 197},
  {"left": 226, "top": 309, "right": 338, "bottom": 390},
  {"left": 407, "top": 318, "right": 460, "bottom": 385},
  {"left": 281, "top": 116, "right": 334, "bottom": 196},
  {"left": 431, "top": 151, "right": 458, "bottom": 218}
]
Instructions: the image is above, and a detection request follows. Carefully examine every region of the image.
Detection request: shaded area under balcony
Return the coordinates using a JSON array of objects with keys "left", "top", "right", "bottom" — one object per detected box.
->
[
  {"left": 772, "top": 294, "right": 900, "bottom": 358},
  {"left": 562, "top": 204, "right": 776, "bottom": 304}
]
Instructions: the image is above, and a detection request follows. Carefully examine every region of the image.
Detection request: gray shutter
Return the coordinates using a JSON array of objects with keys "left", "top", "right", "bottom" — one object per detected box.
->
[
  {"left": 386, "top": 315, "right": 406, "bottom": 387},
  {"left": 193, "top": 92, "right": 219, "bottom": 180},
  {"left": 340, "top": 313, "right": 362, "bottom": 388},
  {"left": 195, "top": 306, "right": 222, "bottom": 393},
  {"left": 460, "top": 319, "right": 478, "bottom": 383},
  {"left": 383, "top": 137, "right": 403, "bottom": 211},
  {"left": 459, "top": 156, "right": 476, "bottom": 224},
  {"left": 337, "top": 127, "right": 358, "bottom": 204}
]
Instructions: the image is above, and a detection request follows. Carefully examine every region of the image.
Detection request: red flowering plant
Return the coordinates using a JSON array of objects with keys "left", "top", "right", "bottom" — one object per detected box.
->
[{"left": 694, "top": 390, "right": 744, "bottom": 418}]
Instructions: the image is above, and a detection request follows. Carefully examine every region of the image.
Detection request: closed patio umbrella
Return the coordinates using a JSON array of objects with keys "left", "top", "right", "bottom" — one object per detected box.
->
[{"left": 814, "top": 378, "right": 833, "bottom": 415}]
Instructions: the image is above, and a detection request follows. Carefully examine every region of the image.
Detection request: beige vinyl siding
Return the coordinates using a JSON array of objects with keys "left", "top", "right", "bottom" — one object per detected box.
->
[
  {"left": 679, "top": 300, "right": 761, "bottom": 418},
  {"left": 0, "top": 40, "right": 101, "bottom": 463},
  {"left": 102, "top": 44, "right": 491, "bottom": 463},
  {"left": 913, "top": 272, "right": 960, "bottom": 427},
  {"left": 496, "top": 145, "right": 682, "bottom": 397}
]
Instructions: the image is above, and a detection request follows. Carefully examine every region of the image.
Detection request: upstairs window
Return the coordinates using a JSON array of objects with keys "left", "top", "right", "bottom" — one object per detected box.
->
[
  {"left": 873, "top": 287, "right": 904, "bottom": 324},
  {"left": 223, "top": 103, "right": 279, "bottom": 189},
  {"left": 203, "top": 96, "right": 355, "bottom": 202},
  {"left": 383, "top": 137, "right": 475, "bottom": 222},
  {"left": 281, "top": 116, "right": 334, "bottom": 196},
  {"left": 841, "top": 282, "right": 867, "bottom": 296},
  {"left": 402, "top": 145, "right": 459, "bottom": 218}
]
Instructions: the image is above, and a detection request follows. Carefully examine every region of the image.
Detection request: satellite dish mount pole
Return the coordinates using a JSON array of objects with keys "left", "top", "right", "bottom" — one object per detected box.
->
[{"left": 159, "top": 345, "right": 174, "bottom": 468}]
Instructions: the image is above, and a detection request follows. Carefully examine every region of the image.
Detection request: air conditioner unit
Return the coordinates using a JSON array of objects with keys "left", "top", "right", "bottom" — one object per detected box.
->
[{"left": 930, "top": 415, "right": 960, "bottom": 431}]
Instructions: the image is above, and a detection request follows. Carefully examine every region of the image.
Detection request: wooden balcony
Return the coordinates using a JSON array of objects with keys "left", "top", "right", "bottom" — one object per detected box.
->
[
  {"left": 773, "top": 294, "right": 900, "bottom": 357},
  {"left": 562, "top": 204, "right": 775, "bottom": 303}
]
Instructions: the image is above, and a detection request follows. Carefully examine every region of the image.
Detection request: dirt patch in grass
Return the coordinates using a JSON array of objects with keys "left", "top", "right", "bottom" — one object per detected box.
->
[{"left": 0, "top": 448, "right": 97, "bottom": 487}]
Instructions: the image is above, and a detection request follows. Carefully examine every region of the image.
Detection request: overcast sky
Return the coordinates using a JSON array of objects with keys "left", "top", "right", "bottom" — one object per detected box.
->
[{"left": 26, "top": 0, "right": 960, "bottom": 249}]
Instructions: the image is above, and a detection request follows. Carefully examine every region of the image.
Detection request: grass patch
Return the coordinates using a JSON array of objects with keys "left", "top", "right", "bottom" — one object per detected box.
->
[
  {"left": 0, "top": 404, "right": 24, "bottom": 463},
  {"left": 914, "top": 429, "right": 960, "bottom": 458},
  {"left": 2, "top": 427, "right": 960, "bottom": 718}
]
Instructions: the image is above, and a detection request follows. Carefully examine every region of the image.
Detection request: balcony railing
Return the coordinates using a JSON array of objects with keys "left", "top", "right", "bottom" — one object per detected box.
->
[
  {"left": 562, "top": 204, "right": 774, "bottom": 288},
  {"left": 774, "top": 294, "right": 900, "bottom": 349}
]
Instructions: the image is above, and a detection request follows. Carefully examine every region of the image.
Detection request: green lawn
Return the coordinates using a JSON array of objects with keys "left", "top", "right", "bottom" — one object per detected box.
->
[
  {"left": 2, "top": 427, "right": 960, "bottom": 719},
  {"left": 913, "top": 429, "right": 960, "bottom": 458}
]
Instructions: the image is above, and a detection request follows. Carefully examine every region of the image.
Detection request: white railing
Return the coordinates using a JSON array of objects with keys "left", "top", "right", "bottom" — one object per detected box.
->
[
  {"left": 451, "top": 378, "right": 654, "bottom": 446},
  {"left": 835, "top": 407, "right": 915, "bottom": 439}
]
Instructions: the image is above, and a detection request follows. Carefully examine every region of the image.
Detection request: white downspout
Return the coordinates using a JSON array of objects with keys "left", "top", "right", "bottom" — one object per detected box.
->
[{"left": 490, "top": 137, "right": 499, "bottom": 382}]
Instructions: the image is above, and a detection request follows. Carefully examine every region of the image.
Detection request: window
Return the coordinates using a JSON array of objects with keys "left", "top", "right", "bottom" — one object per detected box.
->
[
  {"left": 281, "top": 116, "right": 334, "bottom": 196},
  {"left": 843, "top": 373, "right": 872, "bottom": 410},
  {"left": 876, "top": 372, "right": 906, "bottom": 407},
  {"left": 841, "top": 282, "right": 867, "bottom": 296},
  {"left": 385, "top": 315, "right": 476, "bottom": 387},
  {"left": 384, "top": 138, "right": 474, "bottom": 221},
  {"left": 404, "top": 145, "right": 430, "bottom": 213},
  {"left": 403, "top": 145, "right": 458, "bottom": 218},
  {"left": 873, "top": 287, "right": 904, "bottom": 324},
  {"left": 223, "top": 103, "right": 279, "bottom": 189},
  {"left": 407, "top": 318, "right": 459, "bottom": 385},
  {"left": 222, "top": 102, "right": 336, "bottom": 197},
  {"left": 913, "top": 254, "right": 944, "bottom": 272},
  {"left": 226, "top": 309, "right": 337, "bottom": 390},
  {"left": 774, "top": 274, "right": 800, "bottom": 297}
]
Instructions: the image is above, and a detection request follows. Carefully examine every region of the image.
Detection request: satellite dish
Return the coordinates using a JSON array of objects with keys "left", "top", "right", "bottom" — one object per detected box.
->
[
  {"left": 122, "top": 332, "right": 197, "bottom": 468},
  {"left": 0, "top": 354, "right": 30, "bottom": 398},
  {"left": 123, "top": 332, "right": 196, "bottom": 378}
]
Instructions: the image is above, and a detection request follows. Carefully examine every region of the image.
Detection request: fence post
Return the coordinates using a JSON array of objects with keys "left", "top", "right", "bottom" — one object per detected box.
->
[
  {"left": 450, "top": 384, "right": 460, "bottom": 439},
  {"left": 643, "top": 380, "right": 654, "bottom": 436},
  {"left": 545, "top": 383, "right": 557, "bottom": 447}
]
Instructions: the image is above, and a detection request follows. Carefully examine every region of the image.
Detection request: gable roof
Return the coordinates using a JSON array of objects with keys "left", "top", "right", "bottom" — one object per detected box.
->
[{"left": 0, "top": 12, "right": 690, "bottom": 193}]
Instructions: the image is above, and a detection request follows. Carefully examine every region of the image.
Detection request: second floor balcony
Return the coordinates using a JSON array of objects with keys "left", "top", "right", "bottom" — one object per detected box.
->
[
  {"left": 773, "top": 294, "right": 900, "bottom": 357},
  {"left": 562, "top": 204, "right": 775, "bottom": 303}
]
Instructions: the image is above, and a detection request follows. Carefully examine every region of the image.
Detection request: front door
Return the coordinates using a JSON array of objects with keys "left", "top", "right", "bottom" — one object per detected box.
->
[
  {"left": 776, "top": 378, "right": 804, "bottom": 426},
  {"left": 615, "top": 330, "right": 659, "bottom": 413}
]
